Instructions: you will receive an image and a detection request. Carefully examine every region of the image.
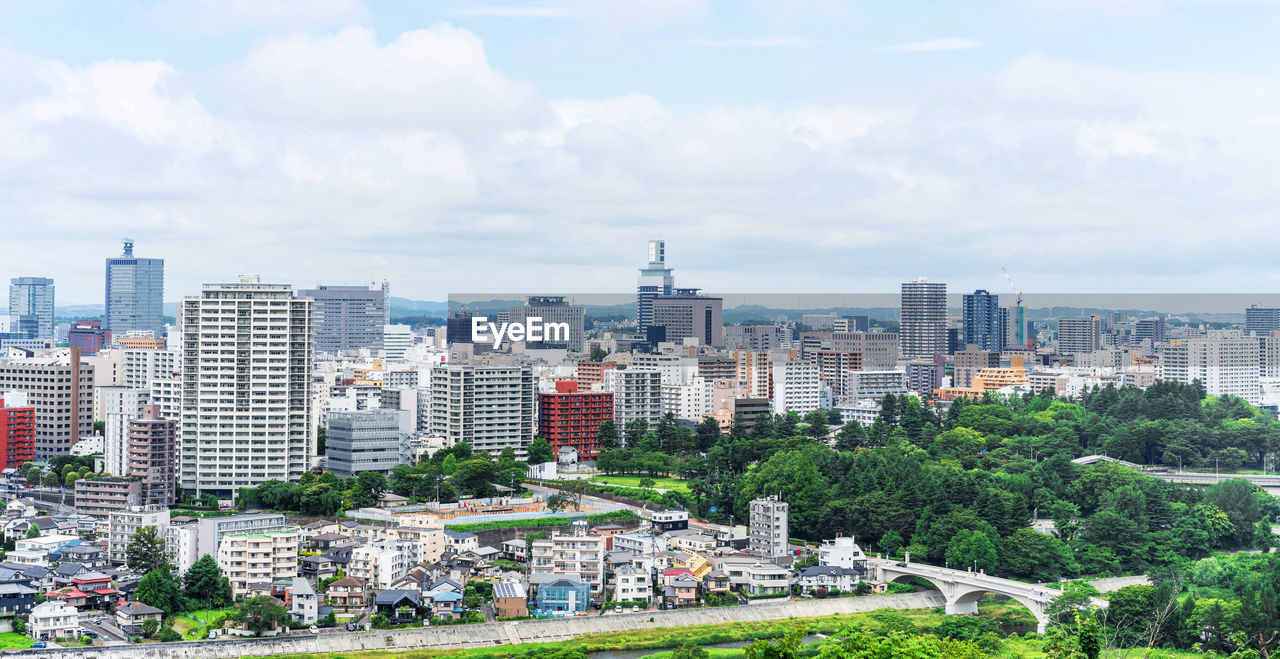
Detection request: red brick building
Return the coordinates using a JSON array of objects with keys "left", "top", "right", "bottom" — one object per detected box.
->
[
  {"left": 0, "top": 396, "right": 35, "bottom": 469},
  {"left": 537, "top": 381, "right": 613, "bottom": 460}
]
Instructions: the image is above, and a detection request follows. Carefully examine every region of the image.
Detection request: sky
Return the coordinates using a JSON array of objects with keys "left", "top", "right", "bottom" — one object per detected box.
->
[{"left": 3, "top": 0, "right": 1280, "bottom": 304}]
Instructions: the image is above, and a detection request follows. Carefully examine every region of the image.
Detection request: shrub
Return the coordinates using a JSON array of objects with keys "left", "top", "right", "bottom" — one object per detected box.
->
[{"left": 158, "top": 627, "right": 182, "bottom": 642}]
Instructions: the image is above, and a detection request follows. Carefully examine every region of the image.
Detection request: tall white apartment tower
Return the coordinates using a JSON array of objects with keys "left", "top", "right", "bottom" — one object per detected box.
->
[
  {"left": 428, "top": 363, "right": 535, "bottom": 458},
  {"left": 900, "top": 279, "right": 947, "bottom": 359},
  {"left": 179, "top": 276, "right": 314, "bottom": 497},
  {"left": 749, "top": 496, "right": 789, "bottom": 561},
  {"left": 1161, "top": 333, "right": 1261, "bottom": 404}
]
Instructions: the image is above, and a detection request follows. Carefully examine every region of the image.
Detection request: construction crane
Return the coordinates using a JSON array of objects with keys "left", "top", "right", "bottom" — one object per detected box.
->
[{"left": 1002, "top": 267, "right": 1027, "bottom": 348}]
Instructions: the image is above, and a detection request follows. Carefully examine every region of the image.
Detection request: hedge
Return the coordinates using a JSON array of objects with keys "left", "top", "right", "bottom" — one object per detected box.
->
[{"left": 443, "top": 509, "right": 638, "bottom": 532}]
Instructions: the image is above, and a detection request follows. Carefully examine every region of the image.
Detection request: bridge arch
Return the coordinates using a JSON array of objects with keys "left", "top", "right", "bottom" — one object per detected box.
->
[{"left": 948, "top": 587, "right": 1050, "bottom": 634}]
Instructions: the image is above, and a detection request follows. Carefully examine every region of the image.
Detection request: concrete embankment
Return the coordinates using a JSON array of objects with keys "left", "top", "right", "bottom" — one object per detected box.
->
[{"left": 7, "top": 592, "right": 946, "bottom": 659}]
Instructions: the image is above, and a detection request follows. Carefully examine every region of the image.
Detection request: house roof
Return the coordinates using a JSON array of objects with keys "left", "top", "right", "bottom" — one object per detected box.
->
[
  {"left": 428, "top": 591, "right": 463, "bottom": 602},
  {"left": 53, "top": 563, "right": 85, "bottom": 577},
  {"left": 672, "top": 575, "right": 698, "bottom": 587},
  {"left": 311, "top": 533, "right": 346, "bottom": 541},
  {"left": 0, "top": 583, "right": 37, "bottom": 595},
  {"left": 444, "top": 530, "right": 477, "bottom": 540},
  {"left": 118, "top": 602, "right": 164, "bottom": 616},
  {"left": 374, "top": 590, "right": 421, "bottom": 607},
  {"left": 300, "top": 556, "right": 331, "bottom": 565},
  {"left": 326, "top": 576, "right": 365, "bottom": 590},
  {"left": 493, "top": 581, "right": 526, "bottom": 600},
  {"left": 545, "top": 578, "right": 585, "bottom": 589}
]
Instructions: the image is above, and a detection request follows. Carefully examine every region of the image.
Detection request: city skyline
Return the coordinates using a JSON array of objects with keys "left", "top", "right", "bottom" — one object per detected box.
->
[{"left": 4, "top": 2, "right": 1280, "bottom": 302}]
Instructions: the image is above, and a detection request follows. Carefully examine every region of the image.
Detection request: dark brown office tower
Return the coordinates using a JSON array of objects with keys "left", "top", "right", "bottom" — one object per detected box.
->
[{"left": 128, "top": 404, "right": 176, "bottom": 505}]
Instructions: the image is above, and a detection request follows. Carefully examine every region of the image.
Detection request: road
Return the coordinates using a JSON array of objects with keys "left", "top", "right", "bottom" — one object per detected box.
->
[{"left": 80, "top": 613, "right": 127, "bottom": 644}]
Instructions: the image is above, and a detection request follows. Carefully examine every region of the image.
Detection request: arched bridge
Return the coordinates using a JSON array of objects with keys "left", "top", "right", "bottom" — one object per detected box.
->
[{"left": 867, "top": 558, "right": 1106, "bottom": 633}]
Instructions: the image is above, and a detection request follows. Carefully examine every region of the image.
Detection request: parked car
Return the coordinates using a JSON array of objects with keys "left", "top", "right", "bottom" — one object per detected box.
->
[
  {"left": 30, "top": 642, "right": 46, "bottom": 649},
  {"left": 614, "top": 605, "right": 622, "bottom": 613},
  {"left": 345, "top": 623, "right": 357, "bottom": 632},
  {"left": 209, "top": 631, "right": 218, "bottom": 639},
  {"left": 631, "top": 606, "right": 640, "bottom": 613},
  {"left": 308, "top": 626, "right": 319, "bottom": 634}
]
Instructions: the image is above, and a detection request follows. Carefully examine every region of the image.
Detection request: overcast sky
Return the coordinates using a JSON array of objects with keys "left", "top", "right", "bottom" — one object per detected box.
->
[{"left": 3, "top": 0, "right": 1280, "bottom": 304}]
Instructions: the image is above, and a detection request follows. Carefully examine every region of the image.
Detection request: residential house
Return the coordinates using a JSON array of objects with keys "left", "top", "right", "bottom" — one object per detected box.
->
[
  {"left": 374, "top": 590, "right": 423, "bottom": 622},
  {"left": 305, "top": 533, "right": 354, "bottom": 553},
  {"left": 424, "top": 589, "right": 465, "bottom": 620},
  {"left": 612, "top": 564, "right": 650, "bottom": 604},
  {"left": 665, "top": 574, "right": 698, "bottom": 607},
  {"left": 300, "top": 555, "right": 336, "bottom": 581},
  {"left": 324, "top": 576, "right": 368, "bottom": 615},
  {"left": 28, "top": 600, "right": 79, "bottom": 641},
  {"left": 535, "top": 578, "right": 589, "bottom": 614},
  {"left": 0, "top": 563, "right": 52, "bottom": 591},
  {"left": 501, "top": 539, "right": 528, "bottom": 562},
  {"left": 612, "top": 532, "right": 666, "bottom": 555},
  {"left": 290, "top": 577, "right": 318, "bottom": 624},
  {"left": 115, "top": 602, "right": 164, "bottom": 635},
  {"left": 744, "top": 562, "right": 790, "bottom": 596},
  {"left": 443, "top": 529, "right": 479, "bottom": 554},
  {"left": 493, "top": 581, "right": 528, "bottom": 619},
  {"left": 666, "top": 529, "right": 717, "bottom": 554},
  {"left": 0, "top": 582, "right": 37, "bottom": 616},
  {"left": 384, "top": 526, "right": 446, "bottom": 564},
  {"left": 702, "top": 570, "right": 730, "bottom": 595},
  {"left": 54, "top": 544, "right": 106, "bottom": 568},
  {"left": 796, "top": 566, "right": 862, "bottom": 595}
]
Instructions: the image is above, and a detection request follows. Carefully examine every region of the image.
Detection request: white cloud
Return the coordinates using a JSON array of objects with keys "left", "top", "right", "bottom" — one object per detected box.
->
[
  {"left": 152, "top": 0, "right": 369, "bottom": 33},
  {"left": 874, "top": 38, "right": 982, "bottom": 53},
  {"left": 448, "top": 5, "right": 570, "bottom": 18},
  {"left": 229, "top": 25, "right": 549, "bottom": 130},
  {"left": 5, "top": 25, "right": 1280, "bottom": 301},
  {"left": 686, "top": 36, "right": 824, "bottom": 48}
]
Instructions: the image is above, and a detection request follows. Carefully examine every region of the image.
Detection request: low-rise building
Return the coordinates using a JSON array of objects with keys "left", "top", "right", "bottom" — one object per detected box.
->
[
  {"left": 115, "top": 602, "right": 164, "bottom": 634},
  {"left": 611, "top": 563, "right": 650, "bottom": 604},
  {"left": 290, "top": 577, "right": 318, "bottom": 624},
  {"left": 796, "top": 566, "right": 862, "bottom": 595},
  {"left": 529, "top": 527, "right": 606, "bottom": 597},
  {"left": 493, "top": 581, "right": 528, "bottom": 619},
  {"left": 349, "top": 541, "right": 419, "bottom": 591},
  {"left": 536, "top": 578, "right": 589, "bottom": 614},
  {"left": 324, "top": 576, "right": 368, "bottom": 615},
  {"left": 28, "top": 600, "right": 79, "bottom": 641}
]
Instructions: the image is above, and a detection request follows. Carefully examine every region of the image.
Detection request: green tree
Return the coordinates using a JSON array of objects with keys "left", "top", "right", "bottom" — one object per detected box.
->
[
  {"left": 597, "top": 419, "right": 620, "bottom": 452},
  {"left": 24, "top": 525, "right": 40, "bottom": 539},
  {"left": 623, "top": 419, "right": 649, "bottom": 447},
  {"left": 589, "top": 345, "right": 608, "bottom": 361},
  {"left": 879, "top": 530, "right": 904, "bottom": 557},
  {"left": 135, "top": 567, "right": 183, "bottom": 614},
  {"left": 126, "top": 526, "right": 167, "bottom": 573},
  {"left": 1001, "top": 528, "right": 1075, "bottom": 581},
  {"left": 672, "top": 639, "right": 710, "bottom": 659},
  {"left": 945, "top": 529, "right": 998, "bottom": 573},
  {"left": 695, "top": 417, "right": 720, "bottom": 452},
  {"left": 441, "top": 453, "right": 458, "bottom": 476},
  {"left": 1253, "top": 518, "right": 1276, "bottom": 552},
  {"left": 141, "top": 618, "right": 160, "bottom": 638},
  {"left": 183, "top": 554, "right": 233, "bottom": 608},
  {"left": 233, "top": 595, "right": 289, "bottom": 635},
  {"left": 526, "top": 437, "right": 555, "bottom": 465},
  {"left": 42, "top": 471, "right": 59, "bottom": 488}
]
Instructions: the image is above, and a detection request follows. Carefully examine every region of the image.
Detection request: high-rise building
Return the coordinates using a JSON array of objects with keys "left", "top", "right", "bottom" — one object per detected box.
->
[
  {"left": 326, "top": 409, "right": 403, "bottom": 479},
  {"left": 68, "top": 321, "right": 110, "bottom": 355},
  {"left": 962, "top": 290, "right": 1001, "bottom": 351},
  {"left": 100, "top": 386, "right": 146, "bottom": 477},
  {"left": 445, "top": 311, "right": 474, "bottom": 347},
  {"left": 105, "top": 239, "right": 165, "bottom": 338},
  {"left": 832, "top": 316, "right": 870, "bottom": 333},
  {"left": 809, "top": 351, "right": 863, "bottom": 398},
  {"left": 651, "top": 289, "right": 723, "bottom": 348},
  {"left": 1058, "top": 315, "right": 1103, "bottom": 355},
  {"left": 900, "top": 279, "right": 947, "bottom": 359},
  {"left": 8, "top": 277, "right": 54, "bottom": 340},
  {"left": 382, "top": 324, "right": 413, "bottom": 361},
  {"left": 299, "top": 285, "right": 387, "bottom": 355},
  {"left": 636, "top": 240, "right": 674, "bottom": 335},
  {"left": 1161, "top": 334, "right": 1261, "bottom": 404},
  {"left": 1245, "top": 306, "right": 1280, "bottom": 336},
  {"left": 602, "top": 367, "right": 664, "bottom": 428},
  {"left": 179, "top": 276, "right": 314, "bottom": 497},
  {"left": 538, "top": 381, "right": 613, "bottom": 460},
  {"left": 953, "top": 345, "right": 1000, "bottom": 389},
  {"left": 428, "top": 363, "right": 535, "bottom": 457},
  {"left": 725, "top": 324, "right": 787, "bottom": 351},
  {"left": 0, "top": 394, "right": 35, "bottom": 470},
  {"left": 0, "top": 353, "right": 93, "bottom": 459},
  {"left": 771, "top": 358, "right": 822, "bottom": 414},
  {"left": 1133, "top": 318, "right": 1166, "bottom": 345},
  {"left": 128, "top": 404, "right": 177, "bottom": 506},
  {"left": 831, "top": 332, "right": 899, "bottom": 370},
  {"left": 748, "top": 496, "right": 789, "bottom": 560},
  {"left": 507, "top": 296, "right": 586, "bottom": 352}
]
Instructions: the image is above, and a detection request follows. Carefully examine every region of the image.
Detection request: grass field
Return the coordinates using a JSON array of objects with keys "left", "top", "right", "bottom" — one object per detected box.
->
[
  {"left": 0, "top": 632, "right": 33, "bottom": 650},
  {"left": 172, "top": 607, "right": 235, "bottom": 639},
  {"left": 591, "top": 475, "right": 691, "bottom": 492}
]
